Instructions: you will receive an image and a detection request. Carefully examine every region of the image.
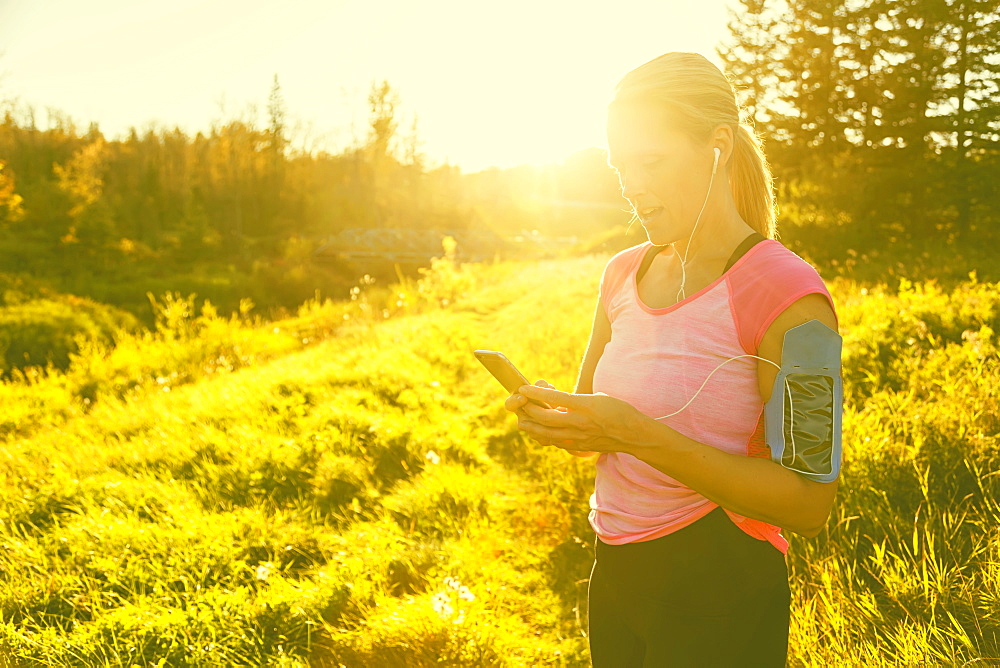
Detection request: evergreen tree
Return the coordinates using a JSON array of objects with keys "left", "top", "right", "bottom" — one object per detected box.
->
[
  {"left": 937, "top": 0, "right": 1000, "bottom": 235},
  {"left": 722, "top": 0, "right": 1000, "bottom": 245},
  {"left": 718, "top": 0, "right": 793, "bottom": 133}
]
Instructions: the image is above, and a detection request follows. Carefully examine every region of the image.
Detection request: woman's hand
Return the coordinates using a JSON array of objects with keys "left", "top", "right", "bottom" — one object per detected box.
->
[
  {"left": 505, "top": 382, "right": 645, "bottom": 454},
  {"left": 504, "top": 379, "right": 566, "bottom": 448},
  {"left": 504, "top": 378, "right": 556, "bottom": 417}
]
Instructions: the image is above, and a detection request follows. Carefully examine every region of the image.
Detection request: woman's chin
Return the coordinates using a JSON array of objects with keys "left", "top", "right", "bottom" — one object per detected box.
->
[{"left": 643, "top": 226, "right": 678, "bottom": 247}]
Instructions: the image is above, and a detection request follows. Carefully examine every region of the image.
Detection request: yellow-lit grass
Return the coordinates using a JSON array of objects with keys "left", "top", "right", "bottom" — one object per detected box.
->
[{"left": 0, "top": 250, "right": 997, "bottom": 666}]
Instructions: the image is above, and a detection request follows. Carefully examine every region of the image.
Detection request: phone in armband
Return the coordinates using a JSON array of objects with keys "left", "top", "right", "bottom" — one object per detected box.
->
[
  {"left": 764, "top": 320, "right": 844, "bottom": 483},
  {"left": 473, "top": 350, "right": 552, "bottom": 409}
]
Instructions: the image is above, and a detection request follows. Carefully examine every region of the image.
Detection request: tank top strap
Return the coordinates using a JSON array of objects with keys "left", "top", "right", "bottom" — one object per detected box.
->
[{"left": 635, "top": 232, "right": 766, "bottom": 286}]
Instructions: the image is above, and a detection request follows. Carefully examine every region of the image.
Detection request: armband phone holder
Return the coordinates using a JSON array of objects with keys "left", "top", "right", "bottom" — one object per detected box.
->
[{"left": 764, "top": 319, "right": 843, "bottom": 483}]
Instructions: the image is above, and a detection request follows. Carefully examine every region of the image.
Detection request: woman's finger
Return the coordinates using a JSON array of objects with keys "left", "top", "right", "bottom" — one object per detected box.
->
[
  {"left": 519, "top": 384, "right": 588, "bottom": 411},
  {"left": 521, "top": 403, "right": 590, "bottom": 430},
  {"left": 504, "top": 392, "right": 528, "bottom": 413},
  {"left": 520, "top": 419, "right": 584, "bottom": 443}
]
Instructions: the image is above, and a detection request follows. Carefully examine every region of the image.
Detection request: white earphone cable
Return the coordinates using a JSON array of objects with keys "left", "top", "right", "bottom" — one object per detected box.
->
[
  {"left": 676, "top": 148, "right": 720, "bottom": 302},
  {"left": 654, "top": 353, "right": 780, "bottom": 421}
]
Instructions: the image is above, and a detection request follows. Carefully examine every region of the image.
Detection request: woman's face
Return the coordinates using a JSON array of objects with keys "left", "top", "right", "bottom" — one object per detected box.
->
[{"left": 606, "top": 103, "right": 715, "bottom": 246}]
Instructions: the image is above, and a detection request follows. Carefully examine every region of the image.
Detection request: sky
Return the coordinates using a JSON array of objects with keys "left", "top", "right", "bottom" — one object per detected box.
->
[{"left": 0, "top": 0, "right": 738, "bottom": 172}]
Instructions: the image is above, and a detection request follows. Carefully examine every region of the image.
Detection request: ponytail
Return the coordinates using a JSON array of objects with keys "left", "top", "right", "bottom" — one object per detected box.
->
[{"left": 731, "top": 123, "right": 777, "bottom": 240}]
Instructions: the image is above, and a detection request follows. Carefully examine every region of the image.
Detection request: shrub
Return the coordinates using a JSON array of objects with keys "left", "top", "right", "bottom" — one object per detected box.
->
[{"left": 0, "top": 297, "right": 138, "bottom": 376}]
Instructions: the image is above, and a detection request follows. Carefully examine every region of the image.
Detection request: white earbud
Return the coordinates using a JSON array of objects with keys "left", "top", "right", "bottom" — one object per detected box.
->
[{"left": 712, "top": 147, "right": 720, "bottom": 175}]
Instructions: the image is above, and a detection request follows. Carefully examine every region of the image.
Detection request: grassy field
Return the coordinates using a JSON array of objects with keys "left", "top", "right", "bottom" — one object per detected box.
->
[{"left": 0, "top": 249, "right": 998, "bottom": 666}]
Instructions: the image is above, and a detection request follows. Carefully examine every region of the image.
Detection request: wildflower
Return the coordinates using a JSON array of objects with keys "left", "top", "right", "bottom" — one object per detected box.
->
[
  {"left": 458, "top": 586, "right": 475, "bottom": 602},
  {"left": 432, "top": 592, "right": 453, "bottom": 617},
  {"left": 255, "top": 562, "right": 273, "bottom": 581},
  {"left": 425, "top": 450, "right": 441, "bottom": 465}
]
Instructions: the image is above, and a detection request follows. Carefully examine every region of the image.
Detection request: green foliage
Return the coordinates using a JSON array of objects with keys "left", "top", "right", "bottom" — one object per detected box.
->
[
  {"left": 0, "top": 295, "right": 139, "bottom": 376},
  {"left": 0, "top": 254, "right": 997, "bottom": 665},
  {"left": 0, "top": 271, "right": 50, "bottom": 306},
  {"left": 383, "top": 463, "right": 493, "bottom": 539},
  {"left": 834, "top": 275, "right": 1000, "bottom": 398},
  {"left": 720, "top": 0, "right": 1000, "bottom": 263},
  {"left": 320, "top": 588, "right": 551, "bottom": 667},
  {"left": 0, "top": 84, "right": 632, "bottom": 331},
  {"left": 0, "top": 159, "right": 25, "bottom": 225},
  {"left": 785, "top": 274, "right": 1000, "bottom": 666}
]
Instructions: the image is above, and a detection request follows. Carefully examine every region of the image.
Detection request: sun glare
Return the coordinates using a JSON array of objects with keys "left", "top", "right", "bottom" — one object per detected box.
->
[{"left": 0, "top": 0, "right": 734, "bottom": 171}]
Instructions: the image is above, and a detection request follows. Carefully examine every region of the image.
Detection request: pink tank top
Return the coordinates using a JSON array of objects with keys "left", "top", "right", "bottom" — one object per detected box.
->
[{"left": 591, "top": 239, "right": 837, "bottom": 554}]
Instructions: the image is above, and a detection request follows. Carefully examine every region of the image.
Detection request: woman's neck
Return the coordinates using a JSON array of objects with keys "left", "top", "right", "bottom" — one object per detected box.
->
[{"left": 671, "top": 198, "right": 754, "bottom": 266}]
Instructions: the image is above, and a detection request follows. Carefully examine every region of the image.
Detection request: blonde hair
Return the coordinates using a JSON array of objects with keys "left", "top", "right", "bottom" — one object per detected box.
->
[{"left": 610, "top": 52, "right": 777, "bottom": 240}]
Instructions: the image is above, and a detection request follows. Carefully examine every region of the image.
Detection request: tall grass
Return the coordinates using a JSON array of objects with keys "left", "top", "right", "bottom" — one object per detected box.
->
[{"left": 0, "top": 244, "right": 997, "bottom": 666}]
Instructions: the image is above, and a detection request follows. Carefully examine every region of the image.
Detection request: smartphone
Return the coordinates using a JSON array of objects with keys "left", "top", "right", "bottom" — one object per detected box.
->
[{"left": 473, "top": 350, "right": 552, "bottom": 409}]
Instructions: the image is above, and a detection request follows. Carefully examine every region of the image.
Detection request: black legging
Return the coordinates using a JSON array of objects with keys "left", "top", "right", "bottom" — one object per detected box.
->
[{"left": 587, "top": 507, "right": 790, "bottom": 667}]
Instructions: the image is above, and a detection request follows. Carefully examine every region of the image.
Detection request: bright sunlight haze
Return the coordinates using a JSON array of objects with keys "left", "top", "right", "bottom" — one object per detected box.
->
[{"left": 0, "top": 0, "right": 735, "bottom": 171}]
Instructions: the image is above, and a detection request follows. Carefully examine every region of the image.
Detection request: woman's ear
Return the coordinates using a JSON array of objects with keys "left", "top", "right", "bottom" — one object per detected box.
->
[{"left": 710, "top": 124, "right": 736, "bottom": 170}]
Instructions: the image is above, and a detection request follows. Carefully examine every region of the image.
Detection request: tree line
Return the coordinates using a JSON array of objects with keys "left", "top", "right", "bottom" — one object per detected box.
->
[
  {"left": 720, "top": 0, "right": 999, "bottom": 251},
  {"left": 1, "top": 2, "right": 998, "bottom": 320},
  {"left": 0, "top": 77, "right": 621, "bottom": 294}
]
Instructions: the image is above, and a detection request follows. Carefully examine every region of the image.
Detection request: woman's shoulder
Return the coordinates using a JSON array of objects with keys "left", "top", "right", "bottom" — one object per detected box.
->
[
  {"left": 607, "top": 241, "right": 652, "bottom": 266},
  {"left": 601, "top": 241, "right": 650, "bottom": 279},
  {"left": 598, "top": 242, "right": 651, "bottom": 301},
  {"left": 733, "top": 239, "right": 828, "bottom": 287},
  {"left": 728, "top": 239, "right": 837, "bottom": 351}
]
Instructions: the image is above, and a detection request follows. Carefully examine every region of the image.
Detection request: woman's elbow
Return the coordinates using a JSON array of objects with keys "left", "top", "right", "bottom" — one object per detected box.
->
[
  {"left": 790, "top": 479, "right": 838, "bottom": 538},
  {"left": 786, "top": 515, "right": 827, "bottom": 538},
  {"left": 795, "top": 522, "right": 826, "bottom": 539}
]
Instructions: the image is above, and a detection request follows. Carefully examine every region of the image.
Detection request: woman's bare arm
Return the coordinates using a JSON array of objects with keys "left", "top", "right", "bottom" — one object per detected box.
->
[
  {"left": 564, "top": 297, "right": 612, "bottom": 457},
  {"left": 515, "top": 293, "right": 841, "bottom": 537},
  {"left": 574, "top": 296, "right": 612, "bottom": 395}
]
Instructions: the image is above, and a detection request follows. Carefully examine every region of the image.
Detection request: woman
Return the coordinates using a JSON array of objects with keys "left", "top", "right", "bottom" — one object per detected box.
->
[{"left": 505, "top": 52, "right": 840, "bottom": 666}]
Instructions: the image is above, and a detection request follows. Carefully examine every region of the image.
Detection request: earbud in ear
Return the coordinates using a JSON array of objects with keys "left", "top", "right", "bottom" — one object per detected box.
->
[{"left": 712, "top": 147, "right": 721, "bottom": 175}]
